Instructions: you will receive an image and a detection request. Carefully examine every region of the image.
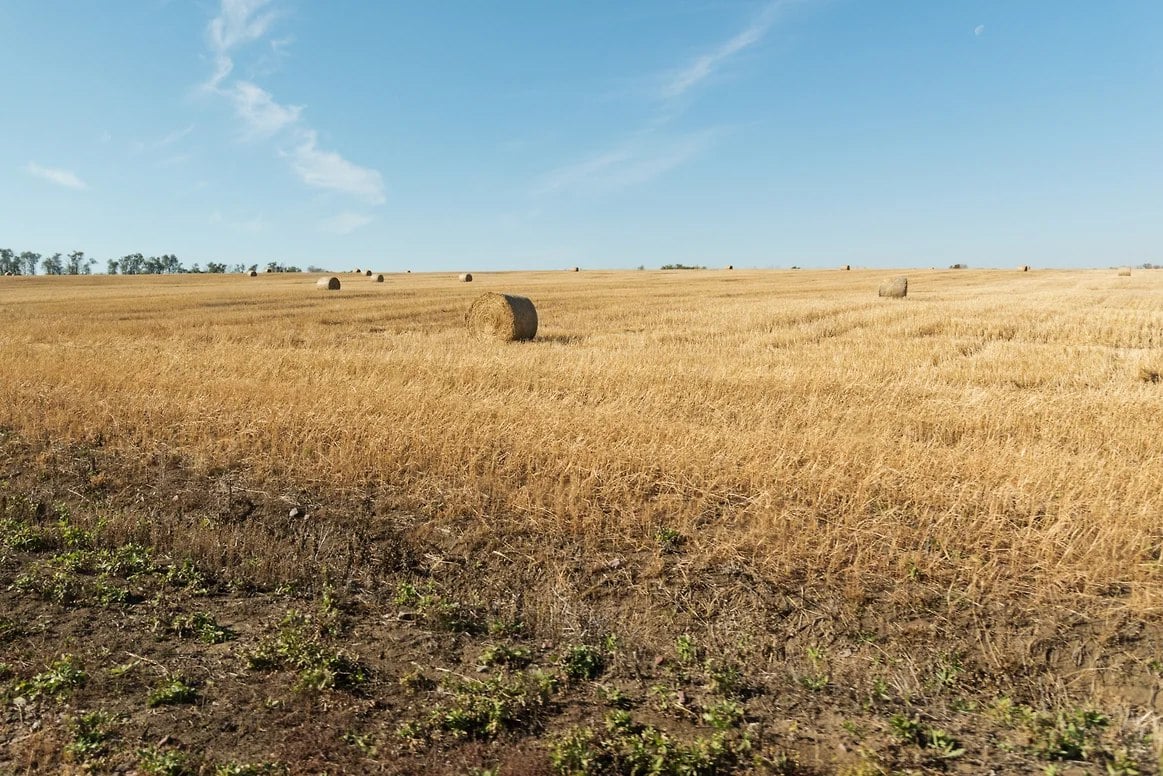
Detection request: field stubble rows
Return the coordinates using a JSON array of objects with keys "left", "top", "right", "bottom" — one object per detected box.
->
[{"left": 1, "top": 268, "right": 1162, "bottom": 614}]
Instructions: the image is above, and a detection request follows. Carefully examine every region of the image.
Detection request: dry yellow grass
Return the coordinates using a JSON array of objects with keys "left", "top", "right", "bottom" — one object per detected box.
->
[{"left": 2, "top": 269, "right": 1162, "bottom": 610}]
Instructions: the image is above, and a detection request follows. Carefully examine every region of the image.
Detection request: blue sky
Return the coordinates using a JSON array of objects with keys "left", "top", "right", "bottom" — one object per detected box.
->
[{"left": 2, "top": 1, "right": 1161, "bottom": 271}]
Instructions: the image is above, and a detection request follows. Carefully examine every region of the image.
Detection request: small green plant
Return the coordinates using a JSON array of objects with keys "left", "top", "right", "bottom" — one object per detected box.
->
[
  {"left": 705, "top": 659, "right": 745, "bottom": 698},
  {"left": 67, "top": 710, "right": 116, "bottom": 762},
  {"left": 425, "top": 670, "right": 557, "bottom": 740},
  {"left": 138, "top": 746, "right": 193, "bottom": 776},
  {"left": 214, "top": 763, "right": 287, "bottom": 776},
  {"left": 164, "top": 559, "right": 211, "bottom": 594},
  {"left": 675, "top": 634, "right": 700, "bottom": 664},
  {"left": 561, "top": 644, "right": 605, "bottom": 681},
  {"left": 1032, "top": 708, "right": 1109, "bottom": 761},
  {"left": 548, "top": 714, "right": 749, "bottom": 775},
  {"left": 0, "top": 517, "right": 50, "bottom": 551},
  {"left": 137, "top": 746, "right": 193, "bottom": 776},
  {"left": 148, "top": 676, "right": 199, "bottom": 706},
  {"left": 15, "top": 653, "right": 86, "bottom": 698},
  {"left": 702, "top": 699, "right": 745, "bottom": 730},
  {"left": 245, "top": 610, "right": 369, "bottom": 691},
  {"left": 478, "top": 643, "right": 532, "bottom": 669},
  {"left": 654, "top": 526, "right": 686, "bottom": 553},
  {"left": 596, "top": 684, "right": 633, "bottom": 709},
  {"left": 163, "top": 611, "right": 235, "bottom": 644}
]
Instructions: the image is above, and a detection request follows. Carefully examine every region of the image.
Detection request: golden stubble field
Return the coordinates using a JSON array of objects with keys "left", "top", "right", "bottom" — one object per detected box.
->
[{"left": 2, "top": 267, "right": 1162, "bottom": 612}]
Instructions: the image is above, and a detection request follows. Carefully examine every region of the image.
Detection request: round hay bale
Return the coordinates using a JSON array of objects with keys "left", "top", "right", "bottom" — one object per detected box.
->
[
  {"left": 353, "top": 268, "right": 361, "bottom": 274},
  {"left": 1118, "top": 267, "right": 1132, "bottom": 277},
  {"left": 459, "top": 272, "right": 473, "bottom": 282},
  {"left": 571, "top": 266, "right": 580, "bottom": 272},
  {"left": 878, "top": 276, "right": 908, "bottom": 298},
  {"left": 1019, "top": 265, "right": 1030, "bottom": 272},
  {"left": 725, "top": 264, "right": 734, "bottom": 270},
  {"left": 365, "top": 270, "right": 372, "bottom": 277},
  {"left": 466, "top": 292, "right": 538, "bottom": 341},
  {"left": 373, "top": 274, "right": 384, "bottom": 282},
  {"left": 840, "top": 264, "right": 851, "bottom": 271},
  {"left": 3, "top": 272, "right": 13, "bottom": 276},
  {"left": 248, "top": 270, "right": 258, "bottom": 277},
  {"left": 316, "top": 276, "right": 341, "bottom": 290}
]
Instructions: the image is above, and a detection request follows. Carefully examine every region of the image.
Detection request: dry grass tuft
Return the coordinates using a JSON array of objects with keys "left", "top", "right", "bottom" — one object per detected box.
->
[
  {"left": 466, "top": 291, "right": 538, "bottom": 341},
  {"left": 316, "top": 277, "right": 341, "bottom": 290},
  {"left": 1119, "top": 267, "right": 1132, "bottom": 277},
  {"left": 878, "top": 276, "right": 907, "bottom": 298}
]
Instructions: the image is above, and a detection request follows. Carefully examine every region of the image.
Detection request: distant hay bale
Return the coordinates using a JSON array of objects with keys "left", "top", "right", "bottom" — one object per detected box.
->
[
  {"left": 353, "top": 268, "right": 361, "bottom": 274},
  {"left": 365, "top": 270, "right": 372, "bottom": 276},
  {"left": 571, "top": 267, "right": 580, "bottom": 272},
  {"left": 725, "top": 264, "right": 734, "bottom": 270},
  {"left": 248, "top": 270, "right": 258, "bottom": 277},
  {"left": 840, "top": 264, "right": 851, "bottom": 271},
  {"left": 459, "top": 273, "right": 473, "bottom": 282},
  {"left": 373, "top": 274, "right": 384, "bottom": 282},
  {"left": 3, "top": 272, "right": 12, "bottom": 276},
  {"left": 1019, "top": 265, "right": 1030, "bottom": 272},
  {"left": 1118, "top": 267, "right": 1132, "bottom": 277},
  {"left": 466, "top": 292, "right": 538, "bottom": 341},
  {"left": 879, "top": 276, "right": 908, "bottom": 298},
  {"left": 316, "top": 276, "right": 341, "bottom": 290}
]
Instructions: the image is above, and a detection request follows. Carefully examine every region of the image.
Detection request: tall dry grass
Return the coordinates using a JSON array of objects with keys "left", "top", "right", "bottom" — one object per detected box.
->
[{"left": 1, "top": 269, "right": 1162, "bottom": 610}]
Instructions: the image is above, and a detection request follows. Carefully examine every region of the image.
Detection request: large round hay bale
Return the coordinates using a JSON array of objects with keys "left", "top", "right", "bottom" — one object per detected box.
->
[
  {"left": 1118, "top": 267, "right": 1132, "bottom": 277},
  {"left": 365, "top": 270, "right": 372, "bottom": 276},
  {"left": 725, "top": 264, "right": 734, "bottom": 270},
  {"left": 248, "top": 270, "right": 258, "bottom": 277},
  {"left": 353, "top": 268, "right": 361, "bottom": 274},
  {"left": 840, "top": 264, "right": 851, "bottom": 271},
  {"left": 459, "top": 273, "right": 473, "bottom": 282},
  {"left": 1019, "top": 265, "right": 1030, "bottom": 272},
  {"left": 316, "top": 276, "right": 341, "bottom": 290},
  {"left": 372, "top": 274, "right": 384, "bottom": 282},
  {"left": 879, "top": 276, "right": 907, "bottom": 298},
  {"left": 571, "top": 266, "right": 580, "bottom": 272},
  {"left": 466, "top": 292, "right": 538, "bottom": 341}
]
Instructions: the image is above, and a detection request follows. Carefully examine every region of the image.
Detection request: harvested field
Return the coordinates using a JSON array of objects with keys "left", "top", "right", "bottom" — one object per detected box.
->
[{"left": 1, "top": 268, "right": 1162, "bottom": 774}]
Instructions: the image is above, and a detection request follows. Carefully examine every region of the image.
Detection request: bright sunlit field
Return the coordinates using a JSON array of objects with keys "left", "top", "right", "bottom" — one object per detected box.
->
[{"left": 3, "top": 268, "right": 1161, "bottom": 610}]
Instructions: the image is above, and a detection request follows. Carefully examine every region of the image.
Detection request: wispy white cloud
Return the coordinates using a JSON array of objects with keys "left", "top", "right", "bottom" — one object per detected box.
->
[
  {"left": 25, "top": 162, "right": 88, "bottom": 191},
  {"left": 539, "top": 3, "right": 795, "bottom": 197},
  {"left": 209, "top": 209, "right": 266, "bottom": 233},
  {"left": 288, "top": 130, "right": 386, "bottom": 204},
  {"left": 199, "top": 0, "right": 386, "bottom": 205},
  {"left": 973, "top": 24, "right": 986, "bottom": 37},
  {"left": 661, "top": 1, "right": 785, "bottom": 99},
  {"left": 539, "top": 130, "right": 718, "bottom": 194},
  {"left": 208, "top": 0, "right": 278, "bottom": 55},
  {"left": 320, "top": 211, "right": 375, "bottom": 235},
  {"left": 229, "top": 81, "right": 302, "bottom": 138}
]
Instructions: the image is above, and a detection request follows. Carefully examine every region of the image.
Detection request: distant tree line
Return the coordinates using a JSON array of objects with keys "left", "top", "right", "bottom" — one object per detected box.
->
[{"left": 0, "top": 248, "right": 302, "bottom": 276}]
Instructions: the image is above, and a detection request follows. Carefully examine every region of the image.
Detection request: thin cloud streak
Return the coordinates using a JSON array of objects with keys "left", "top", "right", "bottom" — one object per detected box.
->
[
  {"left": 320, "top": 212, "right": 375, "bottom": 235},
  {"left": 661, "top": 1, "right": 786, "bottom": 99},
  {"left": 538, "top": 131, "right": 718, "bottom": 194},
  {"left": 25, "top": 162, "right": 88, "bottom": 190},
  {"left": 200, "top": 0, "right": 386, "bottom": 204}
]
